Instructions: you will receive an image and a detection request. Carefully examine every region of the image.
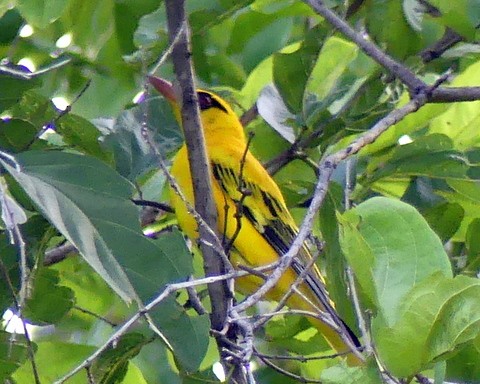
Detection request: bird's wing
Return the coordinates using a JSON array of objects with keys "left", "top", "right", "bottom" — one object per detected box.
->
[{"left": 210, "top": 152, "right": 332, "bottom": 310}]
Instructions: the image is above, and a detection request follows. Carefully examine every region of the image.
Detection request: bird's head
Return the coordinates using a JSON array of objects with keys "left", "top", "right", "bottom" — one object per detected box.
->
[{"left": 148, "top": 76, "right": 245, "bottom": 141}]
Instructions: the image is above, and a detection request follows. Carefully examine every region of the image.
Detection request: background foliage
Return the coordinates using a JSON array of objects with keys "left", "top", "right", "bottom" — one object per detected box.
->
[{"left": 1, "top": 0, "right": 480, "bottom": 383}]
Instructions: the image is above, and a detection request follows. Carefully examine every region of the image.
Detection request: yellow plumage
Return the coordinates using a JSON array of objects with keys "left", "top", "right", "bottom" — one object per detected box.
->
[{"left": 149, "top": 76, "right": 362, "bottom": 365}]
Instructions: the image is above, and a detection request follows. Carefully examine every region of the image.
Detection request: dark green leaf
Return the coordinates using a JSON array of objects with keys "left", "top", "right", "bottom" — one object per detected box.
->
[
  {"left": 0, "top": 331, "right": 33, "bottom": 381},
  {"left": 24, "top": 268, "right": 74, "bottom": 324},
  {"left": 150, "top": 299, "right": 210, "bottom": 373},
  {"left": 0, "top": 74, "right": 40, "bottom": 113},
  {"left": 91, "top": 333, "right": 148, "bottom": 384},
  {"left": 0, "top": 119, "right": 37, "bottom": 152},
  {"left": 423, "top": 202, "right": 464, "bottom": 242}
]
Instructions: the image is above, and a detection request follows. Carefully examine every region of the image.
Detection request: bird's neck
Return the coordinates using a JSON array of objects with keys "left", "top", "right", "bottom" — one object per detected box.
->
[{"left": 201, "top": 109, "right": 246, "bottom": 145}]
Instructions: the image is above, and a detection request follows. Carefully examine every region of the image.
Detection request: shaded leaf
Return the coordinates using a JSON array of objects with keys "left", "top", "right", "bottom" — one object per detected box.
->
[
  {"left": 0, "top": 331, "right": 33, "bottom": 380},
  {"left": 91, "top": 333, "right": 148, "bottom": 384},
  {"left": 24, "top": 268, "right": 75, "bottom": 324}
]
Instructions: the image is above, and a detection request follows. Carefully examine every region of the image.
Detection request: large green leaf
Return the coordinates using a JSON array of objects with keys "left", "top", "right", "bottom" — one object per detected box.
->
[
  {"left": 1, "top": 151, "right": 138, "bottom": 302},
  {"left": 338, "top": 197, "right": 452, "bottom": 325},
  {"left": 373, "top": 275, "right": 480, "bottom": 377}
]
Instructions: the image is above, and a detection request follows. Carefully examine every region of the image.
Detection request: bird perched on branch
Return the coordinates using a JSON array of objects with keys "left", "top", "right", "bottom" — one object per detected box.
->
[{"left": 149, "top": 76, "right": 363, "bottom": 365}]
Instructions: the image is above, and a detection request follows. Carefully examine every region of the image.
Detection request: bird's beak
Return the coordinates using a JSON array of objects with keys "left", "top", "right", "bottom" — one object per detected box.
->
[{"left": 148, "top": 75, "right": 177, "bottom": 103}]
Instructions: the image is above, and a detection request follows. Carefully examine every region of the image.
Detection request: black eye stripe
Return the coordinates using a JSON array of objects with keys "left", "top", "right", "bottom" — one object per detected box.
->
[{"left": 198, "top": 91, "right": 228, "bottom": 113}]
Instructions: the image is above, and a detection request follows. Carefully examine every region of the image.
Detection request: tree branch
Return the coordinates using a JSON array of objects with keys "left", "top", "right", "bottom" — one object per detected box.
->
[{"left": 163, "top": 2, "right": 246, "bottom": 382}]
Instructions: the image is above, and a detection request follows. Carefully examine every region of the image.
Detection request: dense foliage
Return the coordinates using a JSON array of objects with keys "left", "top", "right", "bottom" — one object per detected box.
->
[{"left": 1, "top": 0, "right": 480, "bottom": 383}]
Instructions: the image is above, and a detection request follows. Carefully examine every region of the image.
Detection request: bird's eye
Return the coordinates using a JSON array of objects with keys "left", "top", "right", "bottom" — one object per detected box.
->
[
  {"left": 198, "top": 92, "right": 213, "bottom": 110},
  {"left": 197, "top": 91, "right": 228, "bottom": 113}
]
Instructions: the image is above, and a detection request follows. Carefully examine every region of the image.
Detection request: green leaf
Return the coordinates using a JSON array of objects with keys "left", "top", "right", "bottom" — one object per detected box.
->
[
  {"left": 1, "top": 151, "right": 138, "bottom": 302},
  {"left": 0, "top": 119, "right": 37, "bottom": 152},
  {"left": 102, "top": 97, "right": 181, "bottom": 180},
  {"left": 13, "top": 341, "right": 95, "bottom": 383},
  {"left": 373, "top": 275, "right": 480, "bottom": 377},
  {"left": 150, "top": 300, "right": 210, "bottom": 373},
  {"left": 446, "top": 338, "right": 480, "bottom": 382},
  {"left": 366, "top": 0, "right": 421, "bottom": 58},
  {"left": 0, "top": 74, "right": 41, "bottom": 113},
  {"left": 339, "top": 197, "right": 452, "bottom": 325},
  {"left": 424, "top": 202, "right": 464, "bottom": 242},
  {"left": 0, "top": 331, "right": 33, "bottom": 381},
  {"left": 91, "top": 333, "right": 148, "bottom": 384},
  {"left": 304, "top": 36, "right": 358, "bottom": 104},
  {"left": 57, "top": 114, "right": 112, "bottom": 162},
  {"left": 273, "top": 24, "right": 328, "bottom": 113},
  {"left": 319, "top": 182, "right": 357, "bottom": 329},
  {"left": 320, "top": 362, "right": 382, "bottom": 384},
  {"left": 367, "top": 134, "right": 469, "bottom": 183},
  {"left": 429, "top": 0, "right": 480, "bottom": 39},
  {"left": 16, "top": 0, "right": 69, "bottom": 27},
  {"left": 24, "top": 268, "right": 75, "bottom": 324}
]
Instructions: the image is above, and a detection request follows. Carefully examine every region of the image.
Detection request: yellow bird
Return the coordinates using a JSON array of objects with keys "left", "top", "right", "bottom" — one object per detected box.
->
[{"left": 149, "top": 76, "right": 362, "bottom": 365}]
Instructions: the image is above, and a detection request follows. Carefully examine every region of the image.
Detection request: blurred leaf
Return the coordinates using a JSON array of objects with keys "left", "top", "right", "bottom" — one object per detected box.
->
[
  {"left": 24, "top": 268, "right": 75, "bottom": 324},
  {"left": 0, "top": 73, "right": 41, "bottom": 113},
  {"left": 0, "top": 331, "right": 33, "bottom": 381},
  {"left": 57, "top": 114, "right": 112, "bottom": 162},
  {"left": 13, "top": 341, "right": 95, "bottom": 383},
  {"left": 367, "top": 134, "right": 469, "bottom": 183},
  {"left": 102, "top": 97, "right": 181, "bottom": 180},
  {"left": 339, "top": 197, "right": 452, "bottom": 324},
  {"left": 403, "top": 0, "right": 425, "bottom": 31},
  {"left": 0, "top": 119, "right": 37, "bottom": 152},
  {"left": 16, "top": 0, "right": 68, "bottom": 27},
  {"left": 319, "top": 182, "right": 357, "bottom": 329},
  {"left": 320, "top": 363, "right": 382, "bottom": 384},
  {"left": 91, "top": 333, "right": 148, "bottom": 384},
  {"left": 366, "top": 0, "right": 421, "bottom": 58},
  {"left": 466, "top": 218, "right": 480, "bottom": 269},
  {"left": 0, "top": 234, "right": 20, "bottom": 310},
  {"left": 0, "top": 9, "right": 23, "bottom": 44},
  {"left": 429, "top": 0, "right": 480, "bottom": 39}
]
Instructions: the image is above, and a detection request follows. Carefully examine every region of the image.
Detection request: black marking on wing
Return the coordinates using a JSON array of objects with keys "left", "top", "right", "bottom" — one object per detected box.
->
[{"left": 291, "top": 260, "right": 361, "bottom": 348}]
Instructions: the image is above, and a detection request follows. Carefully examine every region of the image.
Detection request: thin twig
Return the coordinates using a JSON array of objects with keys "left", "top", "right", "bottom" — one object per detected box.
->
[
  {"left": 0, "top": 258, "right": 41, "bottom": 384},
  {"left": 303, "top": 0, "right": 480, "bottom": 103},
  {"left": 53, "top": 270, "right": 252, "bottom": 384},
  {"left": 73, "top": 306, "right": 118, "bottom": 327},
  {"left": 225, "top": 132, "right": 255, "bottom": 254},
  {"left": 256, "top": 351, "right": 321, "bottom": 384},
  {"left": 149, "top": 22, "right": 186, "bottom": 75}
]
